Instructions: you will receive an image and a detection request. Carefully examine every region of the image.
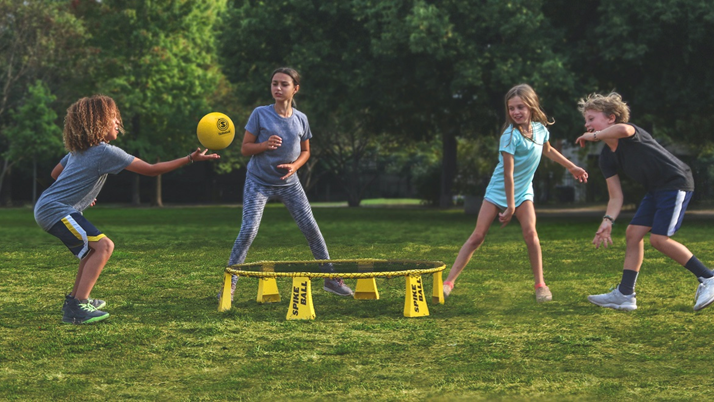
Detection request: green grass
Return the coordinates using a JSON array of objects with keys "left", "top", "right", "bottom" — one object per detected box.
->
[{"left": 1, "top": 205, "right": 714, "bottom": 400}]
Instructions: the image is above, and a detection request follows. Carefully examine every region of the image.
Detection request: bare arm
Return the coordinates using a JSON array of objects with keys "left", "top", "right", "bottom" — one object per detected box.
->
[
  {"left": 125, "top": 148, "right": 219, "bottom": 177},
  {"left": 241, "top": 130, "right": 282, "bottom": 156},
  {"left": 51, "top": 163, "right": 64, "bottom": 180},
  {"left": 575, "top": 123, "right": 635, "bottom": 151},
  {"left": 542, "top": 141, "right": 588, "bottom": 183},
  {"left": 499, "top": 152, "right": 515, "bottom": 227},
  {"left": 593, "top": 175, "right": 624, "bottom": 249}
]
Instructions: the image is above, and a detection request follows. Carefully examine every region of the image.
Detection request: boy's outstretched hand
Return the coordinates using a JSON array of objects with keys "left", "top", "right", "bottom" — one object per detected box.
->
[{"left": 190, "top": 148, "right": 221, "bottom": 162}]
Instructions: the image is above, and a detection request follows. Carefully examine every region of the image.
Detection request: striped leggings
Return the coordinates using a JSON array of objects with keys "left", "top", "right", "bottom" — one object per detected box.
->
[{"left": 227, "top": 177, "right": 330, "bottom": 283}]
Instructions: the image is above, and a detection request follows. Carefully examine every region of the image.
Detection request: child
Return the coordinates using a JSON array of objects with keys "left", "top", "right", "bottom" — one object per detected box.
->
[
  {"left": 221, "top": 67, "right": 353, "bottom": 300},
  {"left": 35, "top": 95, "right": 220, "bottom": 324},
  {"left": 575, "top": 92, "right": 714, "bottom": 311},
  {"left": 443, "top": 84, "right": 588, "bottom": 302}
]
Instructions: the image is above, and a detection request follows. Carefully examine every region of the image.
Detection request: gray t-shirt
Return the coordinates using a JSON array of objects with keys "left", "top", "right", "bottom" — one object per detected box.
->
[
  {"left": 245, "top": 105, "right": 313, "bottom": 186},
  {"left": 34, "top": 143, "right": 135, "bottom": 231}
]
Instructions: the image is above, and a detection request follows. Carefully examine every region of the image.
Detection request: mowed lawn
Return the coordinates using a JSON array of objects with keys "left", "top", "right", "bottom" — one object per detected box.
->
[{"left": 1, "top": 204, "right": 714, "bottom": 400}]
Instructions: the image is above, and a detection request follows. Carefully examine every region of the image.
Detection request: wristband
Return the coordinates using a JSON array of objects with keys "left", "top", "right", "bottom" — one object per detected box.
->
[
  {"left": 187, "top": 154, "right": 193, "bottom": 164},
  {"left": 593, "top": 131, "right": 599, "bottom": 141},
  {"left": 603, "top": 215, "right": 614, "bottom": 223}
]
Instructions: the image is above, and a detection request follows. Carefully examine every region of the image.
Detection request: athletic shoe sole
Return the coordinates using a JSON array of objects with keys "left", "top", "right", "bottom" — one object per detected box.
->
[
  {"left": 694, "top": 298, "right": 714, "bottom": 312},
  {"left": 62, "top": 313, "right": 110, "bottom": 325},
  {"left": 587, "top": 298, "right": 637, "bottom": 311},
  {"left": 323, "top": 286, "right": 354, "bottom": 297}
]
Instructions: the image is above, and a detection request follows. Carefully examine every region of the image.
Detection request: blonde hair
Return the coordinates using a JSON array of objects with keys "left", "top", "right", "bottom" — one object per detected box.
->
[
  {"left": 63, "top": 95, "right": 124, "bottom": 152},
  {"left": 577, "top": 92, "right": 630, "bottom": 123},
  {"left": 501, "top": 84, "right": 554, "bottom": 137}
]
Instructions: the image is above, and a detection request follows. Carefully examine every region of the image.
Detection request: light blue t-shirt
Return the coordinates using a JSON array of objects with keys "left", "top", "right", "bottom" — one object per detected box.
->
[
  {"left": 34, "top": 143, "right": 135, "bottom": 231},
  {"left": 245, "top": 105, "right": 313, "bottom": 186},
  {"left": 484, "top": 122, "right": 549, "bottom": 209}
]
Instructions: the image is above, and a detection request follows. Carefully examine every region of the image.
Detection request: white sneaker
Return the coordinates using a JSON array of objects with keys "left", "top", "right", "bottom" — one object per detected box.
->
[
  {"left": 694, "top": 276, "right": 714, "bottom": 311},
  {"left": 535, "top": 286, "right": 553, "bottom": 303},
  {"left": 587, "top": 288, "right": 637, "bottom": 311},
  {"left": 443, "top": 281, "right": 454, "bottom": 298}
]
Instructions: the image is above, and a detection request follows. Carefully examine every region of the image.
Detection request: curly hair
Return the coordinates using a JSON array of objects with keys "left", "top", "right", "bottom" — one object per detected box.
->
[
  {"left": 63, "top": 95, "right": 124, "bottom": 152},
  {"left": 577, "top": 92, "right": 630, "bottom": 123},
  {"left": 501, "top": 83, "right": 554, "bottom": 137}
]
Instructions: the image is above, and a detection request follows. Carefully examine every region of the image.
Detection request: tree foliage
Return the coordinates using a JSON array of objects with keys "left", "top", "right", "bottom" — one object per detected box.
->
[
  {"left": 1, "top": 81, "right": 63, "bottom": 200},
  {"left": 72, "top": 0, "right": 228, "bottom": 205},
  {"left": 220, "top": 0, "right": 576, "bottom": 206},
  {"left": 3, "top": 0, "right": 714, "bottom": 206},
  {"left": 0, "top": 0, "right": 88, "bottom": 202}
]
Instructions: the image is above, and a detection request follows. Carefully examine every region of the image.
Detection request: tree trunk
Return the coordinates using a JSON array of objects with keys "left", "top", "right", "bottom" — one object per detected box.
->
[
  {"left": 152, "top": 158, "right": 163, "bottom": 207},
  {"left": 0, "top": 158, "right": 9, "bottom": 201},
  {"left": 32, "top": 157, "right": 37, "bottom": 205},
  {"left": 131, "top": 175, "right": 141, "bottom": 205},
  {"left": 131, "top": 113, "right": 142, "bottom": 205},
  {"left": 439, "top": 128, "right": 457, "bottom": 208},
  {"left": 1, "top": 165, "right": 12, "bottom": 207}
]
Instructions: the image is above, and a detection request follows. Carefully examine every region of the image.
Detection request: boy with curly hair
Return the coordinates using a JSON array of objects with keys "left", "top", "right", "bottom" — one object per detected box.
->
[{"left": 35, "top": 95, "right": 219, "bottom": 324}]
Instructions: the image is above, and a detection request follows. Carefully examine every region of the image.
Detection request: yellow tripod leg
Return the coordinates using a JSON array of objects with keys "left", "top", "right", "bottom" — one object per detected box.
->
[
  {"left": 432, "top": 271, "right": 444, "bottom": 304},
  {"left": 354, "top": 277, "right": 379, "bottom": 300},
  {"left": 404, "top": 274, "right": 429, "bottom": 317},
  {"left": 257, "top": 277, "right": 281, "bottom": 303},
  {"left": 286, "top": 277, "right": 316, "bottom": 320},
  {"left": 218, "top": 272, "right": 233, "bottom": 312}
]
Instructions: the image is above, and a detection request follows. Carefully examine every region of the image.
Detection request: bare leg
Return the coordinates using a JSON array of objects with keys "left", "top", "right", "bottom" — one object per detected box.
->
[
  {"left": 74, "top": 237, "right": 114, "bottom": 300},
  {"left": 70, "top": 251, "right": 91, "bottom": 297},
  {"left": 513, "top": 201, "right": 543, "bottom": 285},
  {"left": 624, "top": 225, "right": 650, "bottom": 272},
  {"left": 649, "top": 234, "right": 694, "bottom": 266},
  {"left": 444, "top": 201, "right": 499, "bottom": 284}
]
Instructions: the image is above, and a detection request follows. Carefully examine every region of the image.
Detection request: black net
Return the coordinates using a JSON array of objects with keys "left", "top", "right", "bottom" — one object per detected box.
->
[{"left": 226, "top": 259, "right": 445, "bottom": 278}]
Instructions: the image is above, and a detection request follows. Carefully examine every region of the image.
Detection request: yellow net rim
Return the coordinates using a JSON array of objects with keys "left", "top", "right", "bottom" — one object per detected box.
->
[{"left": 225, "top": 258, "right": 446, "bottom": 279}]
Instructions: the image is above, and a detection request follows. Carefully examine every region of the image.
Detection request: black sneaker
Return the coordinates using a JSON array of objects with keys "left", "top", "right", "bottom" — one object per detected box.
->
[
  {"left": 62, "top": 294, "right": 106, "bottom": 311},
  {"left": 62, "top": 297, "right": 109, "bottom": 324}
]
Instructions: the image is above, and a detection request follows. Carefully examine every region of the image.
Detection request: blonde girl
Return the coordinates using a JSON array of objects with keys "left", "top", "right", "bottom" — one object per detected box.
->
[{"left": 443, "top": 84, "right": 588, "bottom": 302}]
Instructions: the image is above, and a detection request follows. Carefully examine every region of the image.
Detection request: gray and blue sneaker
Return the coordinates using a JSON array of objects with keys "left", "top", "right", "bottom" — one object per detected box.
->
[
  {"left": 323, "top": 278, "right": 354, "bottom": 297},
  {"left": 62, "top": 297, "right": 109, "bottom": 324},
  {"left": 63, "top": 294, "right": 106, "bottom": 311}
]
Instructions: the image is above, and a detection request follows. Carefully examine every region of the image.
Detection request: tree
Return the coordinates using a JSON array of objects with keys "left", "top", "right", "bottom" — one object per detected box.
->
[
  {"left": 73, "top": 0, "right": 228, "bottom": 206},
  {"left": 219, "top": 1, "right": 388, "bottom": 206},
  {"left": 545, "top": 0, "right": 714, "bottom": 144},
  {"left": 220, "top": 0, "right": 577, "bottom": 207},
  {"left": 0, "top": 0, "right": 88, "bottom": 205},
  {"left": 3, "top": 80, "right": 63, "bottom": 204},
  {"left": 355, "top": 0, "right": 578, "bottom": 206}
]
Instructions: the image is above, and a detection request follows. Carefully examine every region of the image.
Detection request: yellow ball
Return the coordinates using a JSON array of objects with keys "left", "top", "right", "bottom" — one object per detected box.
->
[{"left": 197, "top": 112, "right": 235, "bottom": 150}]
